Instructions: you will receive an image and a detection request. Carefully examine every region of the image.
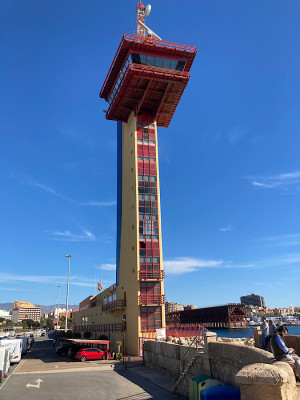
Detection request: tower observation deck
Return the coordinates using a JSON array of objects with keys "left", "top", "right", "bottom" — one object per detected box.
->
[
  {"left": 73, "top": 2, "right": 197, "bottom": 356},
  {"left": 100, "top": 34, "right": 197, "bottom": 127}
]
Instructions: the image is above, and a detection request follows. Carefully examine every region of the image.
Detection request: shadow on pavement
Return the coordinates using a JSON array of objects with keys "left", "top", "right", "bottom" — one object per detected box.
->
[
  {"left": 24, "top": 339, "right": 76, "bottom": 363},
  {"left": 116, "top": 369, "right": 183, "bottom": 400}
]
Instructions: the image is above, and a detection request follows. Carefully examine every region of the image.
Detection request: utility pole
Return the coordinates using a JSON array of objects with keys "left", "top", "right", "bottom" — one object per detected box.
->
[{"left": 65, "top": 255, "right": 72, "bottom": 333}]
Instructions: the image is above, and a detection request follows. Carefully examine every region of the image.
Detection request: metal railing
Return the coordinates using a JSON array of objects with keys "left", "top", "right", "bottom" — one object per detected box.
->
[
  {"left": 102, "top": 300, "right": 126, "bottom": 312},
  {"left": 138, "top": 270, "right": 165, "bottom": 280},
  {"left": 138, "top": 294, "right": 165, "bottom": 305}
]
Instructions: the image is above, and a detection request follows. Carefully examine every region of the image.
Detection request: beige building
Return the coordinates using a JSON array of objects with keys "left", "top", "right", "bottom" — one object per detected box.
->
[
  {"left": 73, "top": 114, "right": 166, "bottom": 356},
  {"left": 12, "top": 301, "right": 41, "bottom": 323}
]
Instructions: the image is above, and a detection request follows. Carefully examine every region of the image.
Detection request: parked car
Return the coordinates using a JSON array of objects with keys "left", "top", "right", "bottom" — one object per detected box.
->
[
  {"left": 56, "top": 344, "right": 73, "bottom": 357},
  {"left": 67, "top": 345, "right": 85, "bottom": 359},
  {"left": 75, "top": 348, "right": 111, "bottom": 362}
]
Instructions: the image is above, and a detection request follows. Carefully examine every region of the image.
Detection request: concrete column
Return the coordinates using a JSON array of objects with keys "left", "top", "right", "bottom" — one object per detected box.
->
[
  {"left": 204, "top": 331, "right": 217, "bottom": 352},
  {"left": 235, "top": 363, "right": 297, "bottom": 400}
]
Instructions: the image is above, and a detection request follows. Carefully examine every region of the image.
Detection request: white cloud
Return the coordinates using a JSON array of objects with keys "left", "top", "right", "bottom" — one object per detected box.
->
[
  {"left": 258, "top": 233, "right": 300, "bottom": 247},
  {"left": 218, "top": 225, "right": 233, "bottom": 232},
  {"left": 14, "top": 174, "right": 115, "bottom": 207},
  {"left": 48, "top": 229, "right": 96, "bottom": 242},
  {"left": 0, "top": 273, "right": 96, "bottom": 287},
  {"left": 227, "top": 126, "right": 247, "bottom": 145},
  {"left": 97, "top": 263, "right": 116, "bottom": 271},
  {"left": 163, "top": 257, "right": 223, "bottom": 274},
  {"left": 80, "top": 200, "right": 116, "bottom": 207},
  {"left": 250, "top": 171, "right": 300, "bottom": 191}
]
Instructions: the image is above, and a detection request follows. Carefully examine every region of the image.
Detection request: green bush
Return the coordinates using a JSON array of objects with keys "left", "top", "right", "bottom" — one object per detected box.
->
[
  {"left": 117, "top": 353, "right": 122, "bottom": 360},
  {"left": 97, "top": 334, "right": 109, "bottom": 340},
  {"left": 72, "top": 332, "right": 81, "bottom": 339}
]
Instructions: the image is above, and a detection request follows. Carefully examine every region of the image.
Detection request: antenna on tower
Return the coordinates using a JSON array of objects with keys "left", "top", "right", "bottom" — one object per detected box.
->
[{"left": 136, "top": 1, "right": 162, "bottom": 41}]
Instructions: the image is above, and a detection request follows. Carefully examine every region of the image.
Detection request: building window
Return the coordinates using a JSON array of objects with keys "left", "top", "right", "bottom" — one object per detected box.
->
[
  {"left": 140, "top": 306, "right": 162, "bottom": 329},
  {"left": 130, "top": 53, "right": 186, "bottom": 72}
]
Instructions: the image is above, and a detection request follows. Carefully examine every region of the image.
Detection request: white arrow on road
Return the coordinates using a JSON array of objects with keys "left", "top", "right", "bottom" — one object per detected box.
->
[{"left": 26, "top": 379, "right": 44, "bottom": 389}]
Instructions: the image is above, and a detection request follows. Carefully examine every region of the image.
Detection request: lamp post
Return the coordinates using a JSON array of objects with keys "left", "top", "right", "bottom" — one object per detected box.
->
[
  {"left": 57, "top": 285, "right": 61, "bottom": 330},
  {"left": 65, "top": 255, "right": 72, "bottom": 333},
  {"left": 55, "top": 296, "right": 58, "bottom": 330}
]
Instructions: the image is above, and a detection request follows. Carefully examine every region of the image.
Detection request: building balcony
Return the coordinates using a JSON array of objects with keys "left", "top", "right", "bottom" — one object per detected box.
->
[
  {"left": 138, "top": 295, "right": 165, "bottom": 306},
  {"left": 138, "top": 270, "right": 165, "bottom": 281},
  {"left": 102, "top": 300, "right": 126, "bottom": 312}
]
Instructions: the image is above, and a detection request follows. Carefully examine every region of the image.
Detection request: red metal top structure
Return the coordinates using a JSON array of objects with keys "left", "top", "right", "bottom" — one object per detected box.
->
[{"left": 100, "top": 34, "right": 197, "bottom": 127}]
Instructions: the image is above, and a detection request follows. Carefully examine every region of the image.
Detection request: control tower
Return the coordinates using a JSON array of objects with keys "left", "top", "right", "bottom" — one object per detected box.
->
[{"left": 98, "top": 2, "right": 197, "bottom": 355}]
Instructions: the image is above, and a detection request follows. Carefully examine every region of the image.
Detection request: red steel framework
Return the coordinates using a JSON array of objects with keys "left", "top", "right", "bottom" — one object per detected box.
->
[{"left": 166, "top": 303, "right": 248, "bottom": 329}]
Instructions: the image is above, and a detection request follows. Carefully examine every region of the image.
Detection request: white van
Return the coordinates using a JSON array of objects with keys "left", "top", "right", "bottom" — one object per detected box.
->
[
  {"left": 0, "top": 339, "right": 22, "bottom": 364},
  {"left": 18, "top": 337, "right": 29, "bottom": 355},
  {"left": 0, "top": 347, "right": 10, "bottom": 382}
]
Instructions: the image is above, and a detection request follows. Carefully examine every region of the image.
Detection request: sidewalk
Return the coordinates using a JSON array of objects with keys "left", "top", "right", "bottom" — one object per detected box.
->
[{"left": 127, "top": 365, "right": 176, "bottom": 393}]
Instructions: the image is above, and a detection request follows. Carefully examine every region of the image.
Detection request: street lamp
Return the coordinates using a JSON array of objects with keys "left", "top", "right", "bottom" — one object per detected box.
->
[
  {"left": 65, "top": 255, "right": 72, "bottom": 333},
  {"left": 55, "top": 296, "right": 58, "bottom": 330},
  {"left": 57, "top": 285, "right": 61, "bottom": 330}
]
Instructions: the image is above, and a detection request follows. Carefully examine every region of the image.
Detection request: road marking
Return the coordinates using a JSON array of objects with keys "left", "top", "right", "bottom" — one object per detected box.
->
[
  {"left": 26, "top": 378, "right": 44, "bottom": 389},
  {"left": 0, "top": 373, "right": 12, "bottom": 391},
  {"left": 13, "top": 359, "right": 25, "bottom": 374}
]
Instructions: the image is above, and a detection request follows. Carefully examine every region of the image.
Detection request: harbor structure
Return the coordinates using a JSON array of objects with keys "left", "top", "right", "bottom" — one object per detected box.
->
[
  {"left": 73, "top": 2, "right": 197, "bottom": 355},
  {"left": 166, "top": 303, "right": 248, "bottom": 329}
]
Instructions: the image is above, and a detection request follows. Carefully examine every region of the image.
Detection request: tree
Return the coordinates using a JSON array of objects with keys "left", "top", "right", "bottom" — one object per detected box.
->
[
  {"left": 40, "top": 317, "right": 54, "bottom": 330},
  {"left": 60, "top": 316, "right": 72, "bottom": 329},
  {"left": 5, "top": 319, "right": 13, "bottom": 327}
]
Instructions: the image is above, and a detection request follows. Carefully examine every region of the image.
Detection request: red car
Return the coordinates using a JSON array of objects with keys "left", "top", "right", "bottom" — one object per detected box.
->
[{"left": 75, "top": 348, "right": 110, "bottom": 362}]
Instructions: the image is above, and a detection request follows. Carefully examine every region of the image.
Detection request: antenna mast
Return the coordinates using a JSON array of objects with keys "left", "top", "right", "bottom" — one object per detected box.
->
[
  {"left": 136, "top": 2, "right": 162, "bottom": 41},
  {"left": 136, "top": 1, "right": 146, "bottom": 38}
]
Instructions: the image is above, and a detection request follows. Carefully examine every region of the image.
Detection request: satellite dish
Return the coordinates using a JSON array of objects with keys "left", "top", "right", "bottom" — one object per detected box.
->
[{"left": 145, "top": 4, "right": 151, "bottom": 16}]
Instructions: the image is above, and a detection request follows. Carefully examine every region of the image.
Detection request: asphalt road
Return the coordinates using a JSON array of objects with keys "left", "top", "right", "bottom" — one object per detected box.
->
[{"left": 0, "top": 337, "right": 181, "bottom": 400}]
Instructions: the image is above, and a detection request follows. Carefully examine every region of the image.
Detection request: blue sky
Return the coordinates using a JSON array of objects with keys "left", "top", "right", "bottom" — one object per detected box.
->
[{"left": 1, "top": 0, "right": 299, "bottom": 309}]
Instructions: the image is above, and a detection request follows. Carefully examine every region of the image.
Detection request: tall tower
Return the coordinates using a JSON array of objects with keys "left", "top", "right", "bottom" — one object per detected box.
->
[{"left": 99, "top": 2, "right": 197, "bottom": 355}]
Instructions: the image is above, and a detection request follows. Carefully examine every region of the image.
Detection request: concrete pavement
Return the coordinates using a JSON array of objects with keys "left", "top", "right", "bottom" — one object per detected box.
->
[{"left": 0, "top": 337, "right": 183, "bottom": 399}]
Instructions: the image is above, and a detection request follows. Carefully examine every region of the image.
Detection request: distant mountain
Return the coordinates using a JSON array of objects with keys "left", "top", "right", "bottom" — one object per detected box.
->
[
  {"left": 0, "top": 303, "right": 78, "bottom": 314},
  {"left": 0, "top": 303, "right": 14, "bottom": 312}
]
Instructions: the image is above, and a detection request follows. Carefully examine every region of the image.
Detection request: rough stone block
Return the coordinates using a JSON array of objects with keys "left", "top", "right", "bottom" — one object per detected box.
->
[
  {"left": 162, "top": 342, "right": 180, "bottom": 359},
  {"left": 155, "top": 340, "right": 162, "bottom": 354},
  {"left": 235, "top": 363, "right": 290, "bottom": 400}
]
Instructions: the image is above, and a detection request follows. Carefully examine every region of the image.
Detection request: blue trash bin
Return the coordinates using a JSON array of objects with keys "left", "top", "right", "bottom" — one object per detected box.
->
[{"left": 200, "top": 384, "right": 241, "bottom": 400}]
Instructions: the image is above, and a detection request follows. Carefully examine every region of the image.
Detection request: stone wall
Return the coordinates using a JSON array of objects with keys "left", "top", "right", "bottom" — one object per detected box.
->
[
  {"left": 208, "top": 341, "right": 274, "bottom": 387},
  {"left": 143, "top": 333, "right": 298, "bottom": 399}
]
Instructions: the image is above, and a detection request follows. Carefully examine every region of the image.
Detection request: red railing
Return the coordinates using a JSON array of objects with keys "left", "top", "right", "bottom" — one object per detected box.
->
[
  {"left": 138, "top": 270, "right": 165, "bottom": 280},
  {"left": 166, "top": 324, "right": 208, "bottom": 338},
  {"left": 138, "top": 294, "right": 165, "bottom": 305}
]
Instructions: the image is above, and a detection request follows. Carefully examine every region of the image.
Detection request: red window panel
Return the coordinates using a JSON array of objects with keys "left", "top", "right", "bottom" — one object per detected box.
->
[
  {"left": 140, "top": 306, "right": 162, "bottom": 330},
  {"left": 152, "top": 248, "right": 160, "bottom": 256}
]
